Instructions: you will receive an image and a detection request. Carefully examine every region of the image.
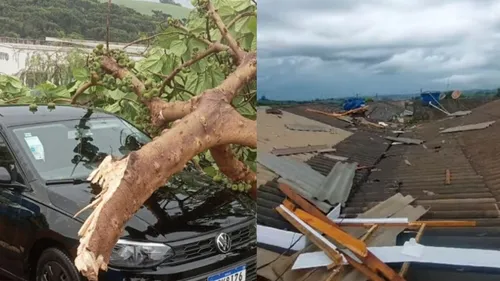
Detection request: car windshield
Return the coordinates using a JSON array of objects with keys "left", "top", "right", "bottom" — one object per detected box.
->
[{"left": 10, "top": 116, "right": 151, "bottom": 181}]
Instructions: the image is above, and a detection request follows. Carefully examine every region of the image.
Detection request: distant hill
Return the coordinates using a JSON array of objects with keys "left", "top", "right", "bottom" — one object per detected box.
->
[
  {"left": 0, "top": 0, "right": 191, "bottom": 43},
  {"left": 98, "top": 0, "right": 190, "bottom": 17}
]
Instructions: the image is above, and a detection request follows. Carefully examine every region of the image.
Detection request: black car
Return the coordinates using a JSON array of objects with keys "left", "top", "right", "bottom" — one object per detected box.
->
[{"left": 0, "top": 105, "right": 256, "bottom": 281}]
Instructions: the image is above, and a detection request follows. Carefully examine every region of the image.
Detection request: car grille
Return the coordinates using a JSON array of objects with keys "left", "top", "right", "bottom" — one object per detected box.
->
[{"left": 163, "top": 224, "right": 256, "bottom": 265}]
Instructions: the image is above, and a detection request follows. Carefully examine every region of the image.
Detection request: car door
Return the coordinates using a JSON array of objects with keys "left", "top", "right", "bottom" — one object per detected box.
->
[{"left": 0, "top": 133, "right": 23, "bottom": 277}]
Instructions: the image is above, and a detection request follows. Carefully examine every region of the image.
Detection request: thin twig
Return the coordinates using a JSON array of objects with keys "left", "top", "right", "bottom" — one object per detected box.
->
[
  {"left": 106, "top": 0, "right": 112, "bottom": 51},
  {"left": 227, "top": 12, "right": 255, "bottom": 30},
  {"left": 207, "top": 0, "right": 245, "bottom": 61},
  {"left": 72, "top": 82, "right": 96, "bottom": 104},
  {"left": 159, "top": 43, "right": 227, "bottom": 95},
  {"left": 123, "top": 34, "right": 160, "bottom": 49}
]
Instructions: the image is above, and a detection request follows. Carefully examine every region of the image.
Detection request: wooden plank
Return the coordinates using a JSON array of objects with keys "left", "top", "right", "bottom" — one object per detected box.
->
[
  {"left": 336, "top": 220, "right": 476, "bottom": 228},
  {"left": 295, "top": 210, "right": 405, "bottom": 281},
  {"left": 399, "top": 224, "right": 426, "bottom": 277},
  {"left": 342, "top": 205, "right": 426, "bottom": 281},
  {"left": 301, "top": 194, "right": 414, "bottom": 281},
  {"left": 276, "top": 206, "right": 344, "bottom": 265},
  {"left": 294, "top": 209, "right": 368, "bottom": 257},
  {"left": 445, "top": 169, "right": 451, "bottom": 185},
  {"left": 279, "top": 183, "right": 329, "bottom": 220}
]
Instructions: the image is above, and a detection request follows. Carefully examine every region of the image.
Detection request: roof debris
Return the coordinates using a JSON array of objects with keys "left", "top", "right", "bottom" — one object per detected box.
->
[
  {"left": 385, "top": 136, "right": 425, "bottom": 145},
  {"left": 440, "top": 121, "right": 495, "bottom": 133},
  {"left": 257, "top": 99, "right": 500, "bottom": 281},
  {"left": 270, "top": 144, "right": 331, "bottom": 156},
  {"left": 285, "top": 123, "right": 333, "bottom": 132}
]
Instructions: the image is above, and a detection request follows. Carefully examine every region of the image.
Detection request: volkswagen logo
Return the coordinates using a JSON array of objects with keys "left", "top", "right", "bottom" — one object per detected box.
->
[{"left": 215, "top": 233, "right": 232, "bottom": 253}]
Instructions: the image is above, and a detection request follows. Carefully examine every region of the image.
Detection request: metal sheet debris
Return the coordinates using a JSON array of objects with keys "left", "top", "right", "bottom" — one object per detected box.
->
[
  {"left": 385, "top": 136, "right": 424, "bottom": 145},
  {"left": 285, "top": 123, "right": 332, "bottom": 132},
  {"left": 314, "top": 161, "right": 357, "bottom": 205},
  {"left": 323, "top": 154, "right": 349, "bottom": 161},
  {"left": 293, "top": 238, "right": 500, "bottom": 270},
  {"left": 448, "top": 110, "right": 472, "bottom": 117},
  {"left": 440, "top": 121, "right": 495, "bottom": 133},
  {"left": 270, "top": 144, "right": 330, "bottom": 156}
]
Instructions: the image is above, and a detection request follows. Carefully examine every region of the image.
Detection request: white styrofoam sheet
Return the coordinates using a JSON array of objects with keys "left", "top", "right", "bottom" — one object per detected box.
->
[
  {"left": 292, "top": 238, "right": 500, "bottom": 270},
  {"left": 257, "top": 225, "right": 307, "bottom": 251}
]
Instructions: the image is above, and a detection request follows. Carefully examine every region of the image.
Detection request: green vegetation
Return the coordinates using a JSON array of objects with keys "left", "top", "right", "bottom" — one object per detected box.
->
[
  {"left": 0, "top": 0, "right": 256, "bottom": 185},
  {"left": 98, "top": 0, "right": 190, "bottom": 17},
  {"left": 0, "top": 0, "right": 189, "bottom": 42}
]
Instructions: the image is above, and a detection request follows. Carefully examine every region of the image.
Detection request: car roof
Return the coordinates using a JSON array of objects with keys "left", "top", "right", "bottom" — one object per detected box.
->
[{"left": 0, "top": 105, "right": 116, "bottom": 127}]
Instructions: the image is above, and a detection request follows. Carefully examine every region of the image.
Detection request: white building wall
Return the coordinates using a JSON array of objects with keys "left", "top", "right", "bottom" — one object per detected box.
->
[{"left": 0, "top": 39, "right": 145, "bottom": 77}]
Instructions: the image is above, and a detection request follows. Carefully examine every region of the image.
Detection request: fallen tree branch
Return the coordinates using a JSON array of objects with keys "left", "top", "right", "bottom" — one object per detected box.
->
[
  {"left": 74, "top": 2, "right": 257, "bottom": 278},
  {"left": 210, "top": 144, "right": 256, "bottom": 199},
  {"left": 207, "top": 0, "right": 245, "bottom": 61},
  {"left": 75, "top": 89, "right": 255, "bottom": 280},
  {"left": 217, "top": 52, "right": 256, "bottom": 100},
  {"left": 71, "top": 81, "right": 97, "bottom": 104}
]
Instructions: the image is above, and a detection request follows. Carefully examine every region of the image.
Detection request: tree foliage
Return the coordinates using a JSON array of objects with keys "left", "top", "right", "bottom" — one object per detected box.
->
[
  {"left": 0, "top": 0, "right": 186, "bottom": 42},
  {"left": 0, "top": 0, "right": 256, "bottom": 189},
  {"left": 2, "top": 0, "right": 256, "bottom": 277}
]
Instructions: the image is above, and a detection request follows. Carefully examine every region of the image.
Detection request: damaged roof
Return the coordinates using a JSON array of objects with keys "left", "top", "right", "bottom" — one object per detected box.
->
[{"left": 345, "top": 100, "right": 500, "bottom": 225}]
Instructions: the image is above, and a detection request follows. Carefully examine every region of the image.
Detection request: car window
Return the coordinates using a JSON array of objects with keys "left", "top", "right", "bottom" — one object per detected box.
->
[
  {"left": 0, "top": 134, "right": 24, "bottom": 184},
  {"left": 10, "top": 117, "right": 151, "bottom": 181}
]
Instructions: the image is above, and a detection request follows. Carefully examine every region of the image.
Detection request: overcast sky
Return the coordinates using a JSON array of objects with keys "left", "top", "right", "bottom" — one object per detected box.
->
[{"left": 258, "top": 0, "right": 500, "bottom": 100}]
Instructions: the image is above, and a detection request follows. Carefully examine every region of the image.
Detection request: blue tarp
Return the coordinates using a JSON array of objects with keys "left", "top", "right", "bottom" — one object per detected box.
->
[
  {"left": 343, "top": 98, "right": 366, "bottom": 111},
  {"left": 420, "top": 92, "right": 441, "bottom": 106}
]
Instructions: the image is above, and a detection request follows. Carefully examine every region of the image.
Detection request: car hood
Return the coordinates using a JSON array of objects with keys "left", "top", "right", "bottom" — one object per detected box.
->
[{"left": 45, "top": 171, "right": 255, "bottom": 242}]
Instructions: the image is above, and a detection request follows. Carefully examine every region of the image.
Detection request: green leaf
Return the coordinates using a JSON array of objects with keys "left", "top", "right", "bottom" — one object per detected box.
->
[
  {"left": 156, "top": 29, "right": 181, "bottom": 49},
  {"left": 231, "top": 0, "right": 252, "bottom": 11},
  {"left": 170, "top": 40, "right": 188, "bottom": 57},
  {"left": 108, "top": 89, "right": 127, "bottom": 101},
  {"left": 137, "top": 54, "right": 164, "bottom": 73},
  {"left": 72, "top": 68, "right": 89, "bottom": 81},
  {"left": 50, "top": 86, "right": 71, "bottom": 98},
  {"left": 104, "top": 101, "right": 121, "bottom": 113},
  {"left": 203, "top": 166, "right": 217, "bottom": 177},
  {"left": 247, "top": 15, "right": 257, "bottom": 34},
  {"left": 17, "top": 95, "right": 36, "bottom": 104}
]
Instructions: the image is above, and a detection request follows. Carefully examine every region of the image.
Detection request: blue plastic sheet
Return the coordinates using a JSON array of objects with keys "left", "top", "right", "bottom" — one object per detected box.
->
[{"left": 343, "top": 98, "right": 366, "bottom": 111}]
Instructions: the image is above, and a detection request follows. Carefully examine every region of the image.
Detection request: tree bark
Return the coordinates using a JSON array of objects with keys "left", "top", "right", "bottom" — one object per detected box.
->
[{"left": 73, "top": 2, "right": 257, "bottom": 279}]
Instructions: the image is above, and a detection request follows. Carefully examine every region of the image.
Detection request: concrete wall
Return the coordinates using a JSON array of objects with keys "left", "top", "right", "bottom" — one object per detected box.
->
[{"left": 0, "top": 38, "right": 144, "bottom": 77}]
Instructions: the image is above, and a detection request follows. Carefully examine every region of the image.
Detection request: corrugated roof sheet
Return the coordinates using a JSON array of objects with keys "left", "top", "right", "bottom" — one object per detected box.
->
[
  {"left": 344, "top": 100, "right": 500, "bottom": 225},
  {"left": 258, "top": 152, "right": 325, "bottom": 191},
  {"left": 285, "top": 124, "right": 332, "bottom": 132},
  {"left": 314, "top": 161, "right": 357, "bottom": 205},
  {"left": 257, "top": 131, "right": 390, "bottom": 231},
  {"left": 257, "top": 152, "right": 333, "bottom": 212},
  {"left": 270, "top": 144, "right": 329, "bottom": 156},
  {"left": 440, "top": 121, "right": 496, "bottom": 133}
]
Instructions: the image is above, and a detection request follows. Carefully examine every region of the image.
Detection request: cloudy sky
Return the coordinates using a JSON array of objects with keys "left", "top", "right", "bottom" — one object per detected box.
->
[{"left": 258, "top": 0, "right": 500, "bottom": 100}]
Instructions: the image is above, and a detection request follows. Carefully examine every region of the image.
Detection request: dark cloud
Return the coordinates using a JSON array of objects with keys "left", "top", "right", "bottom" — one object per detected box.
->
[{"left": 258, "top": 0, "right": 500, "bottom": 99}]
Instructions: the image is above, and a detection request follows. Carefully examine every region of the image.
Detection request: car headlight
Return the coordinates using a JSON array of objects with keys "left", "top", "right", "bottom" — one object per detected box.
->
[{"left": 109, "top": 239, "right": 174, "bottom": 268}]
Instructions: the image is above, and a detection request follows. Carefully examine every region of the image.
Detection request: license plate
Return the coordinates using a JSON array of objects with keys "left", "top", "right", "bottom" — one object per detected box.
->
[{"left": 207, "top": 265, "right": 246, "bottom": 281}]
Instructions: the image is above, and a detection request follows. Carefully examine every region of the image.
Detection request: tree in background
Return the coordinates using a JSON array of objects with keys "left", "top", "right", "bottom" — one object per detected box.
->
[{"left": 0, "top": 0, "right": 256, "bottom": 279}]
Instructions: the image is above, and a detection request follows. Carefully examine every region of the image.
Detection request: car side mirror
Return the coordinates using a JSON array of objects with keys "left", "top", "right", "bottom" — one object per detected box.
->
[{"left": 0, "top": 167, "right": 12, "bottom": 184}]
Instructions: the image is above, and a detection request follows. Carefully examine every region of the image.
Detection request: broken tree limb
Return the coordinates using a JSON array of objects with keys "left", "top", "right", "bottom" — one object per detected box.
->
[
  {"left": 71, "top": 1, "right": 257, "bottom": 279},
  {"left": 211, "top": 144, "right": 257, "bottom": 198},
  {"left": 74, "top": 92, "right": 255, "bottom": 279}
]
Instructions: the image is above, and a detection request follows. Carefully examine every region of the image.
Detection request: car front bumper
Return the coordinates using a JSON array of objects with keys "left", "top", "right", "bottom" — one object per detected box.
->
[{"left": 99, "top": 249, "right": 257, "bottom": 281}]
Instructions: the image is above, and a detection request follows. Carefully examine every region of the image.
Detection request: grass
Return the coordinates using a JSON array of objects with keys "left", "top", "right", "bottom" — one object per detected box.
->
[{"left": 100, "top": 0, "right": 191, "bottom": 18}]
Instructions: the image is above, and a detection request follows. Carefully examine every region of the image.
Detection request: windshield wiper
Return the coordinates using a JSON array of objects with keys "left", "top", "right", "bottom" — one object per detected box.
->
[{"left": 45, "top": 178, "right": 91, "bottom": 185}]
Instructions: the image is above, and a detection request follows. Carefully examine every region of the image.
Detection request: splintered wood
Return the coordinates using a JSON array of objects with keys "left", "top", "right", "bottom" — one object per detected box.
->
[{"left": 266, "top": 193, "right": 422, "bottom": 281}]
